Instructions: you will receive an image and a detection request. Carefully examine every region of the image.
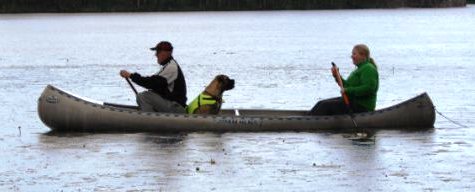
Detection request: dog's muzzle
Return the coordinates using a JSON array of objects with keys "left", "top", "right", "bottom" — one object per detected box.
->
[{"left": 223, "top": 79, "right": 235, "bottom": 91}]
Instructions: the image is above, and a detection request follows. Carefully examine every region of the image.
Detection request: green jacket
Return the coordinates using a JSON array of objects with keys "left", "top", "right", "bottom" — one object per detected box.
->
[{"left": 342, "top": 60, "right": 379, "bottom": 111}]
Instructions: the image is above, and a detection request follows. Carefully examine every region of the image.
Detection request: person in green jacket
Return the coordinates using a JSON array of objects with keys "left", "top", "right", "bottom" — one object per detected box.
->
[{"left": 309, "top": 44, "right": 379, "bottom": 115}]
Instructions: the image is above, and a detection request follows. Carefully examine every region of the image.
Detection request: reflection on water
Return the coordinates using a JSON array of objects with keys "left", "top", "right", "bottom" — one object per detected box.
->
[
  {"left": 144, "top": 134, "right": 187, "bottom": 145},
  {"left": 1, "top": 6, "right": 475, "bottom": 191}
]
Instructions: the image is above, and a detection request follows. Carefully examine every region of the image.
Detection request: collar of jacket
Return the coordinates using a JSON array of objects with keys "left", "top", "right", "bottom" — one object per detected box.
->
[{"left": 356, "top": 59, "right": 370, "bottom": 68}]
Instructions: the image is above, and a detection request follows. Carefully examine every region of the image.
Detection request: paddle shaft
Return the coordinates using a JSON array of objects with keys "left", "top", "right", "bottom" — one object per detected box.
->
[
  {"left": 125, "top": 77, "right": 138, "bottom": 96},
  {"left": 332, "top": 63, "right": 351, "bottom": 105},
  {"left": 331, "top": 62, "right": 357, "bottom": 128}
]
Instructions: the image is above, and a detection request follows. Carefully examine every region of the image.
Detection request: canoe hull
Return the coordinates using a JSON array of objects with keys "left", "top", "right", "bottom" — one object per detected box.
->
[{"left": 38, "top": 85, "right": 435, "bottom": 132}]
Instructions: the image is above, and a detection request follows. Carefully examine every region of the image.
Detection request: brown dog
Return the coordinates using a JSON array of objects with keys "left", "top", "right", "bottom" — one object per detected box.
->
[{"left": 186, "top": 75, "right": 235, "bottom": 114}]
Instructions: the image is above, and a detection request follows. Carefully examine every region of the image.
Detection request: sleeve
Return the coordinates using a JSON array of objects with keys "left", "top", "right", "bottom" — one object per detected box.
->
[
  {"left": 341, "top": 77, "right": 347, "bottom": 87},
  {"left": 130, "top": 73, "right": 168, "bottom": 91},
  {"left": 345, "top": 67, "right": 378, "bottom": 97}
]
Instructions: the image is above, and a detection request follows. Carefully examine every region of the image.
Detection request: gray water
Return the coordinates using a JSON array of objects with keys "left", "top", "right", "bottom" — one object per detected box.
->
[{"left": 1, "top": 6, "right": 475, "bottom": 191}]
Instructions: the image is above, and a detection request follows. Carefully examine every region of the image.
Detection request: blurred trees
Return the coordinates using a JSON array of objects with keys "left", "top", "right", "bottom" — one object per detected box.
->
[{"left": 0, "top": 0, "right": 467, "bottom": 13}]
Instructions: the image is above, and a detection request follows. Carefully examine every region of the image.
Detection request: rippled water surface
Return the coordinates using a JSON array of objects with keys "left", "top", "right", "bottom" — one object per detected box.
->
[{"left": 1, "top": 6, "right": 475, "bottom": 191}]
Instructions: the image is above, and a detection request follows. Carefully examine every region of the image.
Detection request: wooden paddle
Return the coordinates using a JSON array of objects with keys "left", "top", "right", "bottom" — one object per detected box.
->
[
  {"left": 331, "top": 62, "right": 357, "bottom": 128},
  {"left": 125, "top": 77, "right": 138, "bottom": 96},
  {"left": 331, "top": 62, "right": 375, "bottom": 141}
]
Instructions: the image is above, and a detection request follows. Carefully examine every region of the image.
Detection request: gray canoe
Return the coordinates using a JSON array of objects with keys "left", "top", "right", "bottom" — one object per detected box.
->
[{"left": 38, "top": 85, "right": 435, "bottom": 132}]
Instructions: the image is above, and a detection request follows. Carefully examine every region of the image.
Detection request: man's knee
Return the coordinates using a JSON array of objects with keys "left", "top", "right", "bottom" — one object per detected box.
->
[
  {"left": 136, "top": 92, "right": 144, "bottom": 101},
  {"left": 136, "top": 91, "right": 153, "bottom": 103},
  {"left": 136, "top": 91, "right": 156, "bottom": 112}
]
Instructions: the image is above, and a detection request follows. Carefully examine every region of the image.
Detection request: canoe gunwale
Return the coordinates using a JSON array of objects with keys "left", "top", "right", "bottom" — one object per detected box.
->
[{"left": 43, "top": 84, "right": 432, "bottom": 118}]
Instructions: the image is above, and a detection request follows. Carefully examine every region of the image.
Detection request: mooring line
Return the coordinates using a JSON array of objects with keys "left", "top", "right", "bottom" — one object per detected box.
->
[{"left": 435, "top": 107, "right": 468, "bottom": 128}]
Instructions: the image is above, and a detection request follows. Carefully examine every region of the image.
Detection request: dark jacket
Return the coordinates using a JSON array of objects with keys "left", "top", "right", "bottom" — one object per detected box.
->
[{"left": 130, "top": 57, "right": 187, "bottom": 107}]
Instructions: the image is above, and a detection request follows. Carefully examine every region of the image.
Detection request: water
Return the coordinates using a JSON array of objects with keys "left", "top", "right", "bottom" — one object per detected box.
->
[{"left": 1, "top": 6, "right": 475, "bottom": 191}]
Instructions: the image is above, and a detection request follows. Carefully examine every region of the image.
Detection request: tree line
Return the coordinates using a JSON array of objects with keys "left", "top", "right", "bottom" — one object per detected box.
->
[{"left": 0, "top": 0, "right": 467, "bottom": 13}]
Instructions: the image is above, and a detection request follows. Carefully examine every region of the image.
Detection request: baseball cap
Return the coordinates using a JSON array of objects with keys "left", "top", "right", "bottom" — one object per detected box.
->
[{"left": 150, "top": 41, "right": 173, "bottom": 51}]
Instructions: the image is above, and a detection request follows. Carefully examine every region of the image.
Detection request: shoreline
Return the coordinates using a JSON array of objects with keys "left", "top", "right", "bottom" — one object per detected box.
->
[{"left": 0, "top": 0, "right": 467, "bottom": 14}]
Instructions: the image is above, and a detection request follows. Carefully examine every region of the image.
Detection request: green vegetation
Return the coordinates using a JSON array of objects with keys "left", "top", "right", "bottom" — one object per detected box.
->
[{"left": 0, "top": 0, "right": 468, "bottom": 13}]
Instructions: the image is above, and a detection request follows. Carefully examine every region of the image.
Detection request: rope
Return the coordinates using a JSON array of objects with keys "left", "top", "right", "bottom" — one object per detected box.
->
[{"left": 435, "top": 107, "right": 468, "bottom": 128}]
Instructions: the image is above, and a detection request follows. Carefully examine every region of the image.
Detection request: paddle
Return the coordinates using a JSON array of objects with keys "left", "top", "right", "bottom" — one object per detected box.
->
[
  {"left": 125, "top": 77, "right": 138, "bottom": 96},
  {"left": 331, "top": 62, "right": 358, "bottom": 128},
  {"left": 331, "top": 62, "right": 375, "bottom": 141}
]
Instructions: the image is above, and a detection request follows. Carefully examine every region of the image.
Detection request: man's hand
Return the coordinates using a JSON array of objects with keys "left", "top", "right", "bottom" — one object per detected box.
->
[{"left": 120, "top": 70, "right": 131, "bottom": 78}]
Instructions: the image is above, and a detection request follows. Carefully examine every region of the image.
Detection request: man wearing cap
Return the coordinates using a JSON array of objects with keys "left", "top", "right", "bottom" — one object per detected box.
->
[{"left": 120, "top": 41, "right": 187, "bottom": 113}]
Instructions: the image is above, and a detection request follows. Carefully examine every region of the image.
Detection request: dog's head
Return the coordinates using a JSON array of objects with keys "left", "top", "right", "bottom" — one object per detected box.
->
[{"left": 215, "top": 74, "right": 235, "bottom": 92}]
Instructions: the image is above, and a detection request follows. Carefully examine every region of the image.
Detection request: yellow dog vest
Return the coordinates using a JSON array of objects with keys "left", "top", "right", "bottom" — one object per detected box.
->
[{"left": 186, "top": 93, "right": 219, "bottom": 114}]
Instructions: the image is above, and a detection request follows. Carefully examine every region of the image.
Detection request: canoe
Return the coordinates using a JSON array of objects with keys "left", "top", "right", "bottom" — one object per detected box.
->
[{"left": 38, "top": 85, "right": 435, "bottom": 132}]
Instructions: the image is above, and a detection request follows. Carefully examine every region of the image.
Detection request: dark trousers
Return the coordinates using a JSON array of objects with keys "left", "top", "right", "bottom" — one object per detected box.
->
[{"left": 308, "top": 97, "right": 368, "bottom": 116}]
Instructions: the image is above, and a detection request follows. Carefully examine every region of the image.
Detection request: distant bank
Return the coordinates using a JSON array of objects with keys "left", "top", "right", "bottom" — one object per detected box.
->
[{"left": 0, "top": 0, "right": 467, "bottom": 13}]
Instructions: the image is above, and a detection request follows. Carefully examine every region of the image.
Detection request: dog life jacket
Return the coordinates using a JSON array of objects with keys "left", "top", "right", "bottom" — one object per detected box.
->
[{"left": 185, "top": 93, "right": 220, "bottom": 114}]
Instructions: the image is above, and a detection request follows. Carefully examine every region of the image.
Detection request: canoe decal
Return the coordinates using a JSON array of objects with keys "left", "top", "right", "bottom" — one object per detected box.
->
[
  {"left": 217, "top": 118, "right": 263, "bottom": 127},
  {"left": 46, "top": 95, "right": 59, "bottom": 104}
]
